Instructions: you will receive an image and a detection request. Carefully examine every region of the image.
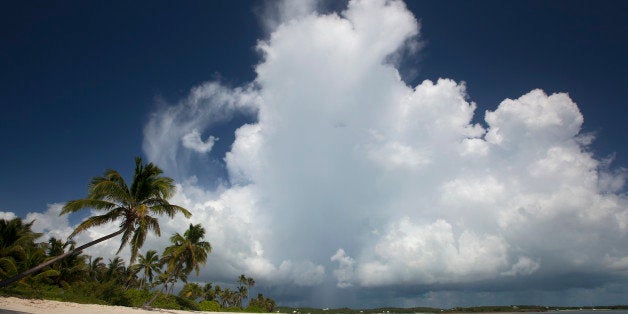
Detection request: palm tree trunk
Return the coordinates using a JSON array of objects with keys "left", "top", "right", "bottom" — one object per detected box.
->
[
  {"left": 144, "top": 279, "right": 169, "bottom": 308},
  {"left": 168, "top": 280, "right": 175, "bottom": 295},
  {"left": 0, "top": 228, "right": 125, "bottom": 288}
]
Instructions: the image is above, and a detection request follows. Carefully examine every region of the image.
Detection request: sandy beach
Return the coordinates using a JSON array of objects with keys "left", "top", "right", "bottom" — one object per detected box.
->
[{"left": 0, "top": 296, "right": 225, "bottom": 314}]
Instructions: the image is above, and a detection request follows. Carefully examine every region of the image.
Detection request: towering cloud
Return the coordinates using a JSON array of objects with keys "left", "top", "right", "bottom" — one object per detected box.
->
[{"left": 134, "top": 0, "right": 628, "bottom": 306}]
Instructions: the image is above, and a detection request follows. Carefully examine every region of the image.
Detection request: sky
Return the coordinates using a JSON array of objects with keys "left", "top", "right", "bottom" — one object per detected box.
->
[{"left": 1, "top": 0, "right": 628, "bottom": 308}]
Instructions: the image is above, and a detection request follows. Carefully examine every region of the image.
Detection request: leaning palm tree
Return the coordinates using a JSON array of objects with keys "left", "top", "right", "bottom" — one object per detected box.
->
[{"left": 0, "top": 157, "right": 191, "bottom": 288}]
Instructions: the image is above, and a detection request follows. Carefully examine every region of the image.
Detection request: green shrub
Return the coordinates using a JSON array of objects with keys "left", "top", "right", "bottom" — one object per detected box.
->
[
  {"left": 123, "top": 290, "right": 199, "bottom": 311},
  {"left": 63, "top": 280, "right": 129, "bottom": 306},
  {"left": 124, "top": 289, "right": 151, "bottom": 307},
  {"left": 199, "top": 300, "right": 221, "bottom": 311},
  {"left": 151, "top": 294, "right": 181, "bottom": 310},
  {"left": 224, "top": 306, "right": 244, "bottom": 312},
  {"left": 245, "top": 305, "right": 267, "bottom": 313},
  {"left": 175, "top": 295, "right": 200, "bottom": 311}
]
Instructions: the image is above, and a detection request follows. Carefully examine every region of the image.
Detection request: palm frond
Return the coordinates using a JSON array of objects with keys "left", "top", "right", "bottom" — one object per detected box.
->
[
  {"left": 150, "top": 204, "right": 192, "bottom": 218},
  {"left": 147, "top": 176, "right": 176, "bottom": 199},
  {"left": 31, "top": 269, "right": 60, "bottom": 281},
  {"left": 143, "top": 216, "right": 161, "bottom": 237},
  {"left": 117, "top": 228, "right": 133, "bottom": 255},
  {"left": 0, "top": 257, "right": 17, "bottom": 277},
  {"left": 91, "top": 168, "right": 127, "bottom": 185},
  {"left": 89, "top": 179, "right": 132, "bottom": 205},
  {"left": 61, "top": 199, "right": 118, "bottom": 215},
  {"left": 169, "top": 233, "right": 185, "bottom": 245},
  {"left": 69, "top": 208, "right": 125, "bottom": 238},
  {"left": 129, "top": 224, "right": 147, "bottom": 263}
]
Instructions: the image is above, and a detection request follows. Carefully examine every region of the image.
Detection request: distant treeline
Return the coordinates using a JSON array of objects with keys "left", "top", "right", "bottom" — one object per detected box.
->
[{"left": 278, "top": 305, "right": 628, "bottom": 314}]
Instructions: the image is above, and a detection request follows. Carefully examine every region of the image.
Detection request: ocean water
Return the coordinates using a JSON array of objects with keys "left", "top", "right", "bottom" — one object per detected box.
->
[
  {"left": 556, "top": 312, "right": 627, "bottom": 314},
  {"left": 409, "top": 311, "right": 628, "bottom": 314},
  {"left": 507, "top": 312, "right": 628, "bottom": 314}
]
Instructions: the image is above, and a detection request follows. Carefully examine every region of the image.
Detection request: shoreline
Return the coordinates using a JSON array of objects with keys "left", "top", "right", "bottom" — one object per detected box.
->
[{"left": 0, "top": 296, "right": 231, "bottom": 314}]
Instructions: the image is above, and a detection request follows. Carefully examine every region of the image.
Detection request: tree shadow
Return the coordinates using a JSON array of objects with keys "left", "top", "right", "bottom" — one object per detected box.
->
[{"left": 0, "top": 309, "right": 31, "bottom": 314}]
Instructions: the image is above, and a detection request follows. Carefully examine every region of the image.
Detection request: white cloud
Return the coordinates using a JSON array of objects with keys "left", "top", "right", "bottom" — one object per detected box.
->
[
  {"left": 25, "top": 204, "right": 74, "bottom": 241},
  {"left": 181, "top": 129, "right": 217, "bottom": 153},
  {"left": 331, "top": 249, "right": 355, "bottom": 288},
  {"left": 259, "top": 0, "right": 319, "bottom": 34},
  {"left": 21, "top": 0, "right": 622, "bottom": 306},
  {"left": 354, "top": 219, "right": 509, "bottom": 286},
  {"left": 0, "top": 211, "right": 17, "bottom": 220},
  {"left": 485, "top": 89, "right": 583, "bottom": 147},
  {"left": 143, "top": 82, "right": 259, "bottom": 178}
]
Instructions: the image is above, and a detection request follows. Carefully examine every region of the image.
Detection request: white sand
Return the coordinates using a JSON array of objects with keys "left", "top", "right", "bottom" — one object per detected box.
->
[{"left": 0, "top": 296, "right": 234, "bottom": 314}]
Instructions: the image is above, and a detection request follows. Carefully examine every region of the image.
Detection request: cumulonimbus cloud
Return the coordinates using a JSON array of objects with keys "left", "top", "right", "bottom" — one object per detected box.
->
[{"left": 11, "top": 0, "right": 622, "bottom": 307}]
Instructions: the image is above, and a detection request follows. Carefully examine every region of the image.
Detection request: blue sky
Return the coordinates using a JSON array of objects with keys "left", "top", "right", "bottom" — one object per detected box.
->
[{"left": 1, "top": 0, "right": 628, "bottom": 307}]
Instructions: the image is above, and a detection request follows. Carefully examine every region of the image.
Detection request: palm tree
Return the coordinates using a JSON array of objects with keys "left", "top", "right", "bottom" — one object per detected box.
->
[
  {"left": 219, "top": 287, "right": 236, "bottom": 308},
  {"left": 249, "top": 293, "right": 276, "bottom": 312},
  {"left": 203, "top": 282, "right": 216, "bottom": 301},
  {"left": 213, "top": 284, "right": 223, "bottom": 305},
  {"left": 236, "top": 274, "right": 255, "bottom": 308},
  {"left": 106, "top": 256, "right": 126, "bottom": 282},
  {"left": 0, "top": 157, "right": 191, "bottom": 288},
  {"left": 164, "top": 224, "right": 211, "bottom": 276},
  {"left": 121, "top": 262, "right": 141, "bottom": 289},
  {"left": 145, "top": 224, "right": 211, "bottom": 307},
  {"left": 144, "top": 260, "right": 181, "bottom": 308},
  {"left": 87, "top": 256, "right": 106, "bottom": 282},
  {"left": 133, "top": 250, "right": 161, "bottom": 289},
  {"left": 0, "top": 218, "right": 42, "bottom": 278},
  {"left": 46, "top": 238, "right": 87, "bottom": 288},
  {"left": 179, "top": 282, "right": 203, "bottom": 300}
]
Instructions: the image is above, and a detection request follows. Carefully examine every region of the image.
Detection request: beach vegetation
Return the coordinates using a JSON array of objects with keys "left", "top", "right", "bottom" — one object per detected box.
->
[
  {"left": 198, "top": 299, "right": 221, "bottom": 311},
  {"left": 132, "top": 250, "right": 161, "bottom": 290},
  {"left": 0, "top": 158, "right": 277, "bottom": 311},
  {"left": 0, "top": 214, "right": 277, "bottom": 312},
  {"left": 144, "top": 223, "right": 211, "bottom": 307},
  {"left": 0, "top": 157, "right": 191, "bottom": 288}
]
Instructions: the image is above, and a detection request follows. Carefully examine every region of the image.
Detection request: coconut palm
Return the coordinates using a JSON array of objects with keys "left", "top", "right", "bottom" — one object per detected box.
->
[
  {"left": 219, "top": 287, "right": 236, "bottom": 308},
  {"left": 0, "top": 157, "right": 191, "bottom": 288},
  {"left": 87, "top": 256, "right": 106, "bottom": 282},
  {"left": 203, "top": 282, "right": 216, "bottom": 301},
  {"left": 144, "top": 259, "right": 182, "bottom": 308},
  {"left": 133, "top": 250, "right": 161, "bottom": 289},
  {"left": 163, "top": 224, "right": 211, "bottom": 276},
  {"left": 236, "top": 274, "right": 255, "bottom": 308},
  {"left": 179, "top": 282, "right": 203, "bottom": 300},
  {"left": 0, "top": 218, "right": 42, "bottom": 280},
  {"left": 46, "top": 238, "right": 88, "bottom": 288},
  {"left": 249, "top": 293, "right": 276, "bottom": 312},
  {"left": 121, "top": 262, "right": 141, "bottom": 289},
  {"left": 106, "top": 256, "right": 126, "bottom": 282},
  {"left": 145, "top": 224, "right": 211, "bottom": 307}
]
